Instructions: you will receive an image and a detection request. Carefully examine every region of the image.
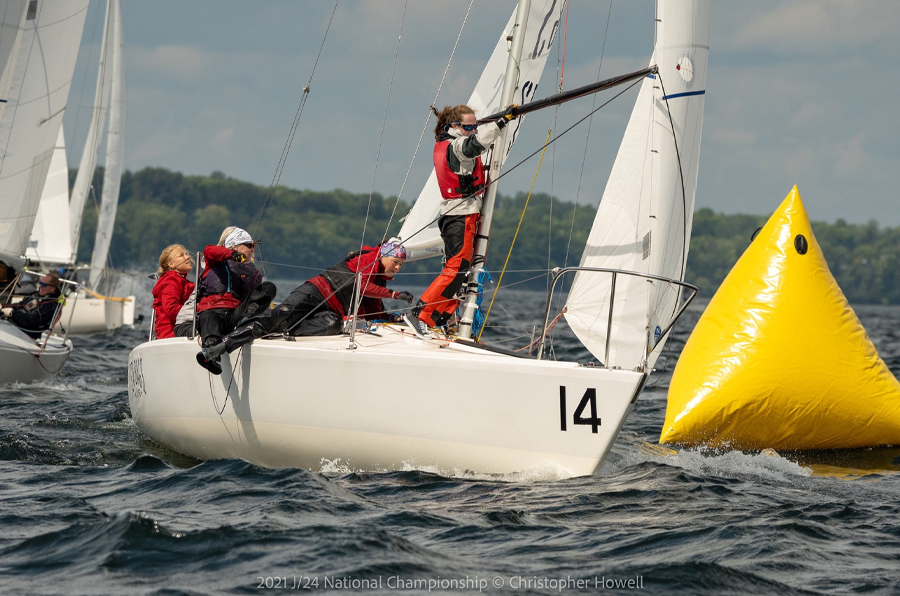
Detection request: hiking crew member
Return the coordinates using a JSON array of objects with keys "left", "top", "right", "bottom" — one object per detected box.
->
[
  {"left": 196, "top": 241, "right": 414, "bottom": 375},
  {"left": 4, "top": 273, "right": 63, "bottom": 339},
  {"left": 195, "top": 227, "right": 276, "bottom": 372},
  {"left": 415, "top": 104, "right": 516, "bottom": 329},
  {"left": 151, "top": 244, "right": 195, "bottom": 339}
]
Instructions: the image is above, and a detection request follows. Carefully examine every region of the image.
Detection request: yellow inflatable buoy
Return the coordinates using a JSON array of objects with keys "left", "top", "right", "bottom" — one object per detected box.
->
[{"left": 660, "top": 185, "right": 900, "bottom": 450}]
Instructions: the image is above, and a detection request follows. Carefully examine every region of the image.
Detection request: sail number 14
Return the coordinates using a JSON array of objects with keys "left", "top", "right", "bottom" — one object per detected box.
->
[{"left": 559, "top": 386, "right": 601, "bottom": 433}]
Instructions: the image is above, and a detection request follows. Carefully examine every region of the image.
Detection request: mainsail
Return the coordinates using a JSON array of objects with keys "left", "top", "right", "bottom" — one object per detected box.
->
[
  {"left": 69, "top": 0, "right": 112, "bottom": 265},
  {"left": 397, "top": 0, "right": 563, "bottom": 260},
  {"left": 564, "top": 0, "right": 709, "bottom": 370},
  {"left": 0, "top": 0, "right": 90, "bottom": 266}
]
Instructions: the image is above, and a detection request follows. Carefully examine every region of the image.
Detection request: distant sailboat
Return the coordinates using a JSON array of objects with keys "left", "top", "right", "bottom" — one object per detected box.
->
[
  {"left": 0, "top": 0, "right": 89, "bottom": 383},
  {"left": 128, "top": 0, "right": 709, "bottom": 476},
  {"left": 30, "top": 0, "right": 135, "bottom": 334}
]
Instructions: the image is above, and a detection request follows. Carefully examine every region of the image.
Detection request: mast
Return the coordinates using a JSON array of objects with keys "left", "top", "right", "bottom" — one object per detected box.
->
[
  {"left": 89, "top": 0, "right": 124, "bottom": 291},
  {"left": 69, "top": 0, "right": 112, "bottom": 265},
  {"left": 457, "top": 0, "right": 531, "bottom": 338}
]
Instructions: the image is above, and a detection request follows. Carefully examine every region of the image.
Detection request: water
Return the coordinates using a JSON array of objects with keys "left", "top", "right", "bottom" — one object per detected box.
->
[{"left": 1, "top": 289, "right": 899, "bottom": 595}]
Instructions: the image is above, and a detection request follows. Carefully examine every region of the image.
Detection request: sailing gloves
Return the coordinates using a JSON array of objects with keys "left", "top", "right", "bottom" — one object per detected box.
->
[
  {"left": 393, "top": 291, "right": 414, "bottom": 304},
  {"left": 495, "top": 104, "right": 518, "bottom": 129},
  {"left": 231, "top": 251, "right": 247, "bottom": 263}
]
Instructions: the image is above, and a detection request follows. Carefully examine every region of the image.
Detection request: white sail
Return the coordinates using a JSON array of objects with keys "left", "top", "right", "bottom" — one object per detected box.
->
[
  {"left": 88, "top": 0, "right": 124, "bottom": 291},
  {"left": 69, "top": 0, "right": 111, "bottom": 264},
  {"left": 397, "top": 0, "right": 563, "bottom": 260},
  {"left": 0, "top": 0, "right": 90, "bottom": 266},
  {"left": 564, "top": 0, "right": 710, "bottom": 370},
  {"left": 26, "top": 127, "right": 72, "bottom": 265},
  {"left": 0, "top": 1, "right": 28, "bottom": 128}
]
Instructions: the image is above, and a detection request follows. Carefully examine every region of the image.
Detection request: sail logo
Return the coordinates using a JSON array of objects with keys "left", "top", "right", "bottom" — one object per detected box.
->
[
  {"left": 654, "top": 325, "right": 662, "bottom": 343},
  {"left": 128, "top": 356, "right": 145, "bottom": 402}
]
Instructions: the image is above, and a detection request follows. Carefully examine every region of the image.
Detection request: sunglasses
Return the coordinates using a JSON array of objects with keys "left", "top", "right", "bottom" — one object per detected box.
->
[
  {"left": 453, "top": 122, "right": 477, "bottom": 132},
  {"left": 39, "top": 281, "right": 52, "bottom": 288}
]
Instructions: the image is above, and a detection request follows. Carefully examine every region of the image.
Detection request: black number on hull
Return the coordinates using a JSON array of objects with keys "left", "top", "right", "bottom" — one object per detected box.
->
[{"left": 559, "top": 387, "right": 601, "bottom": 433}]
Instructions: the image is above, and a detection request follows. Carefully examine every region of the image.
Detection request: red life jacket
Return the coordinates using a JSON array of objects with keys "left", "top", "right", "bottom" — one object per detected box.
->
[{"left": 433, "top": 139, "right": 485, "bottom": 199}]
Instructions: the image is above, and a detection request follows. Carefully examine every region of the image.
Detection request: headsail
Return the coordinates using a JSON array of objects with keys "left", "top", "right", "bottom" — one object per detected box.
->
[
  {"left": 89, "top": 0, "right": 124, "bottom": 291},
  {"left": 0, "top": 0, "right": 90, "bottom": 266},
  {"left": 397, "top": 0, "right": 562, "bottom": 260},
  {"left": 564, "top": 0, "right": 709, "bottom": 370},
  {"left": 26, "top": 127, "right": 72, "bottom": 266}
]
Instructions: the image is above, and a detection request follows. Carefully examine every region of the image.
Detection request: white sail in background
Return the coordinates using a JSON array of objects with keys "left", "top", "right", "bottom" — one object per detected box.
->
[
  {"left": 0, "top": 1, "right": 28, "bottom": 128},
  {"left": 564, "top": 0, "right": 710, "bottom": 370},
  {"left": 89, "top": 0, "right": 124, "bottom": 291},
  {"left": 26, "top": 127, "right": 72, "bottom": 265},
  {"left": 0, "top": 0, "right": 90, "bottom": 266},
  {"left": 398, "top": 0, "right": 563, "bottom": 260},
  {"left": 70, "top": 0, "right": 112, "bottom": 264}
]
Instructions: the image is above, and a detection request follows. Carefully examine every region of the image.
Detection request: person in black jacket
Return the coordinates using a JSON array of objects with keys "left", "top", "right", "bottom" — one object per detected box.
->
[{"left": 4, "top": 273, "right": 63, "bottom": 339}]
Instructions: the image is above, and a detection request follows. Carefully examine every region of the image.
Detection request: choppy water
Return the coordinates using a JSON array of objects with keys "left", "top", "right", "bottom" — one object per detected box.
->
[{"left": 1, "top": 287, "right": 898, "bottom": 595}]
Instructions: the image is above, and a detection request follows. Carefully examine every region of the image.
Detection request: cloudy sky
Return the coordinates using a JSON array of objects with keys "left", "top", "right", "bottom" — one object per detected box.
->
[{"left": 64, "top": 1, "right": 900, "bottom": 226}]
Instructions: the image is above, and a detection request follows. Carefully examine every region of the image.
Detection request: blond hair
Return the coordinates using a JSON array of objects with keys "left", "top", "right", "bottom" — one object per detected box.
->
[
  {"left": 218, "top": 226, "right": 237, "bottom": 246},
  {"left": 157, "top": 244, "right": 187, "bottom": 276}
]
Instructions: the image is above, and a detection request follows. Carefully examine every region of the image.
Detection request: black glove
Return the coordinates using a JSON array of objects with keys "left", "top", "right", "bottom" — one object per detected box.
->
[
  {"left": 394, "top": 290, "right": 414, "bottom": 304},
  {"left": 231, "top": 250, "right": 247, "bottom": 263},
  {"left": 501, "top": 104, "right": 518, "bottom": 121},
  {"left": 389, "top": 312, "right": 404, "bottom": 323}
]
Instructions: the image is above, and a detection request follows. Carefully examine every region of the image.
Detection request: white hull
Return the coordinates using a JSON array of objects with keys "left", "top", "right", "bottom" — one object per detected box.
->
[
  {"left": 59, "top": 291, "right": 135, "bottom": 334},
  {"left": 129, "top": 327, "right": 646, "bottom": 477},
  {"left": 0, "top": 319, "right": 72, "bottom": 383}
]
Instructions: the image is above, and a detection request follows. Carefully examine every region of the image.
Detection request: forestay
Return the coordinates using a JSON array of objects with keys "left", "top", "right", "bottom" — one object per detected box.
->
[
  {"left": 398, "top": 0, "right": 562, "bottom": 260},
  {"left": 564, "top": 0, "right": 709, "bottom": 370},
  {"left": 0, "top": 0, "right": 89, "bottom": 266}
]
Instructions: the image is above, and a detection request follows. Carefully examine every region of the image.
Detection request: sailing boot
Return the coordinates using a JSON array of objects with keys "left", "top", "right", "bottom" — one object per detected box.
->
[{"left": 196, "top": 341, "right": 227, "bottom": 375}]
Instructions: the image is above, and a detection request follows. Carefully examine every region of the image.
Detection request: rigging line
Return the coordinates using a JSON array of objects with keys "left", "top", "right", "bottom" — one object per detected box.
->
[
  {"left": 359, "top": 0, "right": 408, "bottom": 254},
  {"left": 562, "top": 0, "right": 614, "bottom": 276},
  {"left": 381, "top": 0, "right": 476, "bottom": 243},
  {"left": 252, "top": 0, "right": 338, "bottom": 243},
  {"left": 478, "top": 128, "right": 553, "bottom": 342},
  {"left": 548, "top": 0, "right": 567, "bottom": 295}
]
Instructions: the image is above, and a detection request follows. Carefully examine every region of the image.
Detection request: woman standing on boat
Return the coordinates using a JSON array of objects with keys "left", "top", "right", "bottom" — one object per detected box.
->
[{"left": 415, "top": 104, "right": 516, "bottom": 329}]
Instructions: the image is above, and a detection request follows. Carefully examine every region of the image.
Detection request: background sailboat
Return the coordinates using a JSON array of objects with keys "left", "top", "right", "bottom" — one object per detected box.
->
[
  {"left": 27, "top": 0, "right": 135, "bottom": 334},
  {"left": 0, "top": 0, "right": 89, "bottom": 382},
  {"left": 128, "top": 0, "right": 708, "bottom": 477}
]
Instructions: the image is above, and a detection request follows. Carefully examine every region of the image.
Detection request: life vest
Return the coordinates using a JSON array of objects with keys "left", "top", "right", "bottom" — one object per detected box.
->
[
  {"left": 433, "top": 140, "right": 485, "bottom": 199},
  {"left": 198, "top": 259, "right": 258, "bottom": 302},
  {"left": 317, "top": 249, "right": 386, "bottom": 314}
]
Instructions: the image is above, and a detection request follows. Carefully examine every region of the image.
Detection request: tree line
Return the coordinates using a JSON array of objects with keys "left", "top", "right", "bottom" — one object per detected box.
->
[{"left": 74, "top": 167, "right": 900, "bottom": 304}]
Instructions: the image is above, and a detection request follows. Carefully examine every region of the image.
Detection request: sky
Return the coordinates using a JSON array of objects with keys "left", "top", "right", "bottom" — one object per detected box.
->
[{"left": 64, "top": 0, "right": 900, "bottom": 227}]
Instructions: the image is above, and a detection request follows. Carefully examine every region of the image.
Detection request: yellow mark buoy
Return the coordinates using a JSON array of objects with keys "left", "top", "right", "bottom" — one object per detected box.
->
[{"left": 660, "top": 186, "right": 900, "bottom": 450}]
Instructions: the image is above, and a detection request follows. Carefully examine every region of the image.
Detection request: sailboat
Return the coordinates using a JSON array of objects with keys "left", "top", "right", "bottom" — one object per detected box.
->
[
  {"left": 0, "top": 0, "right": 89, "bottom": 383},
  {"left": 128, "top": 0, "right": 709, "bottom": 476},
  {"left": 26, "top": 0, "right": 135, "bottom": 335}
]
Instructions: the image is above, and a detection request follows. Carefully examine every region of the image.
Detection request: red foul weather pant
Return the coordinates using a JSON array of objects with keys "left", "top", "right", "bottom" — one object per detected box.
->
[{"left": 418, "top": 213, "right": 478, "bottom": 327}]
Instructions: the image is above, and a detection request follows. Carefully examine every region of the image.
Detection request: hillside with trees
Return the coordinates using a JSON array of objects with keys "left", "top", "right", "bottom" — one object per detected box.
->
[{"left": 74, "top": 167, "right": 900, "bottom": 304}]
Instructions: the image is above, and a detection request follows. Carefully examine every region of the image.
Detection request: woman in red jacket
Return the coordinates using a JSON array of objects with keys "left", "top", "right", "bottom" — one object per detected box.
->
[{"left": 152, "top": 244, "right": 195, "bottom": 339}]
